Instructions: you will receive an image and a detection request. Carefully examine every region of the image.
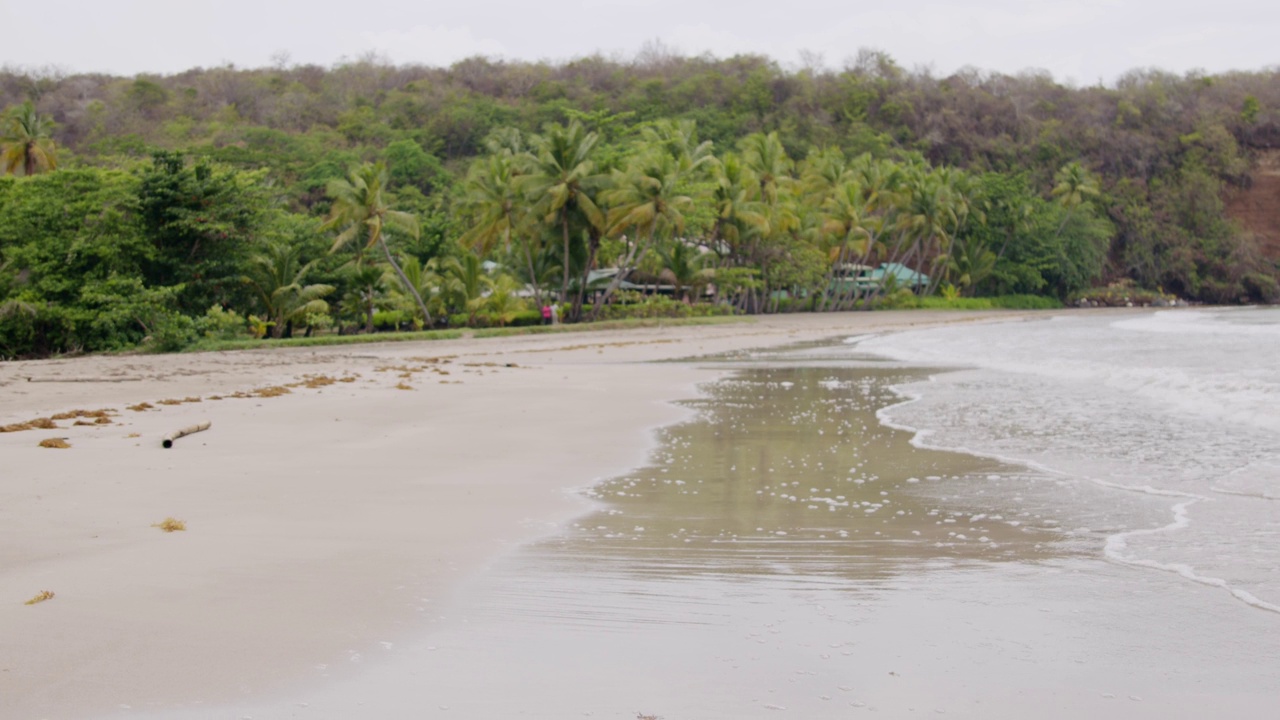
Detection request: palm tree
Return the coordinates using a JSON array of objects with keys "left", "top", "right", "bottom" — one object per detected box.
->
[
  {"left": 242, "top": 241, "right": 335, "bottom": 338},
  {"left": 707, "top": 153, "right": 766, "bottom": 267},
  {"left": 594, "top": 151, "right": 694, "bottom": 317},
  {"left": 655, "top": 240, "right": 713, "bottom": 302},
  {"left": 520, "top": 121, "right": 604, "bottom": 306},
  {"left": 639, "top": 119, "right": 715, "bottom": 177},
  {"left": 392, "top": 256, "right": 442, "bottom": 328},
  {"left": 459, "top": 152, "right": 545, "bottom": 306},
  {"left": 341, "top": 265, "right": 389, "bottom": 334},
  {"left": 946, "top": 236, "right": 998, "bottom": 296},
  {"left": 323, "top": 162, "right": 431, "bottom": 325},
  {"left": 435, "top": 251, "right": 492, "bottom": 325},
  {"left": 818, "top": 179, "right": 873, "bottom": 309},
  {"left": 1, "top": 101, "right": 58, "bottom": 176},
  {"left": 739, "top": 131, "right": 793, "bottom": 205},
  {"left": 1052, "top": 161, "right": 1100, "bottom": 208},
  {"left": 1051, "top": 161, "right": 1100, "bottom": 237}
]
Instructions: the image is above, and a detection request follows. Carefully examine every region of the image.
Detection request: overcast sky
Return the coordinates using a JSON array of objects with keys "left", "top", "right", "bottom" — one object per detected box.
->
[{"left": 2, "top": 1, "right": 1276, "bottom": 85}]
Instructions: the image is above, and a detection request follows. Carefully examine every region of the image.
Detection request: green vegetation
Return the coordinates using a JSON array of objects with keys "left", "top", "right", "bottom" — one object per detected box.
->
[{"left": 1, "top": 52, "right": 1277, "bottom": 358}]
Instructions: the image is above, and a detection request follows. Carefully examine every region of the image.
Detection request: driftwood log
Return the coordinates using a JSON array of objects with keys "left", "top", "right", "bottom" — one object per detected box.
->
[{"left": 162, "top": 421, "right": 211, "bottom": 448}]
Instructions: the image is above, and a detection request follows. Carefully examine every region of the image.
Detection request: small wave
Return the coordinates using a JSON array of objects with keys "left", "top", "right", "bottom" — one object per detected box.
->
[
  {"left": 1113, "top": 307, "right": 1280, "bottom": 337},
  {"left": 1090, "top": 490, "right": 1280, "bottom": 616},
  {"left": 1210, "top": 486, "right": 1279, "bottom": 501}
]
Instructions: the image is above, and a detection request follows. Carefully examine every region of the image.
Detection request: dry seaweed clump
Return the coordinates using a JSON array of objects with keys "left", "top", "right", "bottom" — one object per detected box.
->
[
  {"left": 25, "top": 590, "right": 55, "bottom": 605},
  {"left": 394, "top": 381, "right": 414, "bottom": 391},
  {"left": 38, "top": 438, "right": 70, "bottom": 449},
  {"left": 1, "top": 417, "right": 58, "bottom": 432},
  {"left": 152, "top": 517, "right": 186, "bottom": 532},
  {"left": 5, "top": 409, "right": 118, "bottom": 433},
  {"left": 127, "top": 402, "right": 155, "bottom": 412},
  {"left": 51, "top": 409, "right": 115, "bottom": 421}
]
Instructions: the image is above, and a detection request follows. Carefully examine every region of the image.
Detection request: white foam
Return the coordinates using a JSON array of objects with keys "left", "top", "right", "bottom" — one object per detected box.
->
[{"left": 854, "top": 309, "right": 1280, "bottom": 617}]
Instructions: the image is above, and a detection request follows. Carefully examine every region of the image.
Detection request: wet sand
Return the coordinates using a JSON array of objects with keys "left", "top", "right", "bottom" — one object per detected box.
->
[
  {"left": 105, "top": 348, "right": 1278, "bottom": 719},
  {"left": 1, "top": 310, "right": 1029, "bottom": 719}
]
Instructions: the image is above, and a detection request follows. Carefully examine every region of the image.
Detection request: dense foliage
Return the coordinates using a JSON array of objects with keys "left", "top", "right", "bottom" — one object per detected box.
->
[{"left": 1, "top": 51, "right": 1277, "bottom": 357}]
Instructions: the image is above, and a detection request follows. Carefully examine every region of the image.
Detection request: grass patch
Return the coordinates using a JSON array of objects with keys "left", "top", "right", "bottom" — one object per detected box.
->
[
  {"left": 152, "top": 517, "right": 186, "bottom": 532},
  {"left": 25, "top": 590, "right": 55, "bottom": 605},
  {"left": 38, "top": 438, "right": 70, "bottom": 449},
  {"left": 877, "top": 293, "right": 1063, "bottom": 311},
  {"left": 190, "top": 329, "right": 465, "bottom": 353}
]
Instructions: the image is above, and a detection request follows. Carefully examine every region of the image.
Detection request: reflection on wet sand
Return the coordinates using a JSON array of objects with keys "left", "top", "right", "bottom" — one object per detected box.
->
[{"left": 519, "top": 366, "right": 1070, "bottom": 607}]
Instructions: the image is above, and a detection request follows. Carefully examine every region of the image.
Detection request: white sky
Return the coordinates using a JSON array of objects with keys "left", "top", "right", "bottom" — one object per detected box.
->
[{"left": 2, "top": 0, "right": 1277, "bottom": 85}]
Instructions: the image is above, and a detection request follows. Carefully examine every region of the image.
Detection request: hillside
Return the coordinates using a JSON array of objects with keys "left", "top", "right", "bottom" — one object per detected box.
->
[{"left": 1225, "top": 149, "right": 1280, "bottom": 260}]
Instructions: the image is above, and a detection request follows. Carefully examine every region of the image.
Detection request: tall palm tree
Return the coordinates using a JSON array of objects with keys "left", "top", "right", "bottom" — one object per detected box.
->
[
  {"left": 520, "top": 121, "right": 604, "bottom": 306},
  {"left": 594, "top": 151, "right": 693, "bottom": 316},
  {"left": 707, "top": 153, "right": 766, "bottom": 266},
  {"left": 739, "top": 131, "right": 793, "bottom": 205},
  {"left": 459, "top": 152, "right": 545, "bottom": 305},
  {"left": 323, "top": 162, "right": 431, "bottom": 325},
  {"left": 1, "top": 101, "right": 58, "bottom": 176},
  {"left": 818, "top": 179, "right": 874, "bottom": 309}
]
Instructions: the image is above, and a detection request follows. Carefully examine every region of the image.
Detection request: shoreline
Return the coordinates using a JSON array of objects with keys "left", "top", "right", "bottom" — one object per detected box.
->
[{"left": 1, "top": 309, "right": 1113, "bottom": 718}]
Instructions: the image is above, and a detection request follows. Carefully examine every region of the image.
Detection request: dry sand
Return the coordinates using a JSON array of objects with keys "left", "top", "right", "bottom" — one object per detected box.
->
[{"left": 0, "top": 310, "right": 1026, "bottom": 719}]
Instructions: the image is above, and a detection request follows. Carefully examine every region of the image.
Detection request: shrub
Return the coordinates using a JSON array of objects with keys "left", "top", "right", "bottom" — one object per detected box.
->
[
  {"left": 197, "top": 305, "right": 247, "bottom": 340},
  {"left": 372, "top": 310, "right": 407, "bottom": 331},
  {"left": 147, "top": 313, "right": 199, "bottom": 352},
  {"left": 597, "top": 296, "right": 734, "bottom": 320},
  {"left": 1071, "top": 280, "right": 1174, "bottom": 307},
  {"left": 508, "top": 309, "right": 544, "bottom": 327}
]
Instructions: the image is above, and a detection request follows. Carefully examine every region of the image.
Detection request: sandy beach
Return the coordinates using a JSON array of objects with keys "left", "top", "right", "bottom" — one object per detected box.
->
[{"left": 2, "top": 310, "right": 1030, "bottom": 719}]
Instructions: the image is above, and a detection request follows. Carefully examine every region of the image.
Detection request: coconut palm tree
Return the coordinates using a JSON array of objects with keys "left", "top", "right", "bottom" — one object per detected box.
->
[
  {"left": 1, "top": 101, "right": 58, "bottom": 176},
  {"left": 1051, "top": 161, "right": 1100, "bottom": 237},
  {"left": 594, "top": 150, "right": 694, "bottom": 316},
  {"left": 739, "top": 131, "right": 793, "bottom": 205},
  {"left": 520, "top": 121, "right": 604, "bottom": 306},
  {"left": 435, "top": 251, "right": 492, "bottom": 325},
  {"left": 655, "top": 240, "right": 713, "bottom": 302},
  {"left": 639, "top": 119, "right": 715, "bottom": 177},
  {"left": 817, "top": 179, "right": 874, "bottom": 309},
  {"left": 459, "top": 152, "right": 545, "bottom": 306},
  {"left": 707, "top": 153, "right": 766, "bottom": 267},
  {"left": 392, "top": 255, "right": 442, "bottom": 328},
  {"left": 324, "top": 162, "right": 432, "bottom": 325}
]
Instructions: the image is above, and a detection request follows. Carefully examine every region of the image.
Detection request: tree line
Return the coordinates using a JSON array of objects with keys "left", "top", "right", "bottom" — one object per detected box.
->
[{"left": 1, "top": 51, "right": 1277, "bottom": 357}]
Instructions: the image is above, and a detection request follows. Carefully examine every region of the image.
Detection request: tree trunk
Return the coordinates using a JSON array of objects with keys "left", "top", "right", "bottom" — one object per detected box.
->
[
  {"left": 523, "top": 240, "right": 543, "bottom": 309},
  {"left": 590, "top": 232, "right": 652, "bottom": 321},
  {"left": 573, "top": 232, "right": 600, "bottom": 323},
  {"left": 380, "top": 237, "right": 433, "bottom": 326},
  {"left": 561, "top": 215, "right": 571, "bottom": 305}
]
